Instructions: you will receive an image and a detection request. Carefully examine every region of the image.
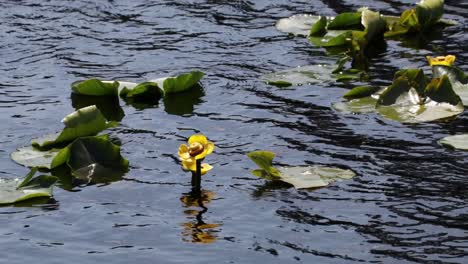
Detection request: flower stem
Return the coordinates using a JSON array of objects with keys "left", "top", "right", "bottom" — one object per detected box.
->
[{"left": 192, "top": 159, "right": 202, "bottom": 196}]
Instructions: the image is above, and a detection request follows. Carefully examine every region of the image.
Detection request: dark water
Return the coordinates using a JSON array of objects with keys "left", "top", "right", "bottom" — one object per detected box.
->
[{"left": 1, "top": 0, "right": 467, "bottom": 263}]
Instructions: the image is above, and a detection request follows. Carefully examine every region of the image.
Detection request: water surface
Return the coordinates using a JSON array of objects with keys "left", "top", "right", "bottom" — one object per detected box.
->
[{"left": 0, "top": 0, "right": 467, "bottom": 263}]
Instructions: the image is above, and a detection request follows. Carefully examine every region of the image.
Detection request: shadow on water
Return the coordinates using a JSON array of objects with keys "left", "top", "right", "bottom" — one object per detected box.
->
[
  {"left": 164, "top": 84, "right": 205, "bottom": 116},
  {"left": 71, "top": 93, "right": 125, "bottom": 122}
]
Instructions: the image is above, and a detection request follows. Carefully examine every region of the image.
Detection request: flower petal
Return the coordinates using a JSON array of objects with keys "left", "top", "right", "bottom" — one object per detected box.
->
[
  {"left": 188, "top": 134, "right": 208, "bottom": 145},
  {"left": 182, "top": 158, "right": 196, "bottom": 171},
  {"left": 200, "top": 163, "right": 213, "bottom": 175},
  {"left": 178, "top": 144, "right": 191, "bottom": 160},
  {"left": 205, "top": 141, "right": 215, "bottom": 155}
]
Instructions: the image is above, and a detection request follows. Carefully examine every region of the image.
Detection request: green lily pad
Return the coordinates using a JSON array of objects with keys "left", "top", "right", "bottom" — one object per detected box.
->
[
  {"left": 327, "top": 12, "right": 362, "bottom": 30},
  {"left": 32, "top": 106, "right": 117, "bottom": 149},
  {"left": 247, "top": 150, "right": 355, "bottom": 189},
  {"left": 309, "top": 16, "right": 327, "bottom": 36},
  {"left": 277, "top": 166, "right": 356, "bottom": 189},
  {"left": 71, "top": 79, "right": 119, "bottom": 96},
  {"left": 11, "top": 146, "right": 62, "bottom": 169},
  {"left": 384, "top": 0, "right": 447, "bottom": 37},
  {"left": 262, "top": 64, "right": 363, "bottom": 86},
  {"left": 64, "top": 136, "right": 129, "bottom": 183},
  {"left": 332, "top": 96, "right": 378, "bottom": 114},
  {"left": 439, "top": 134, "right": 468, "bottom": 150},
  {"left": 0, "top": 168, "right": 57, "bottom": 205},
  {"left": 120, "top": 82, "right": 164, "bottom": 102},
  {"left": 247, "top": 151, "right": 280, "bottom": 179},
  {"left": 152, "top": 70, "right": 204, "bottom": 95},
  {"left": 431, "top": 66, "right": 468, "bottom": 106},
  {"left": 375, "top": 74, "right": 463, "bottom": 123},
  {"left": 343, "top": 86, "right": 381, "bottom": 100}
]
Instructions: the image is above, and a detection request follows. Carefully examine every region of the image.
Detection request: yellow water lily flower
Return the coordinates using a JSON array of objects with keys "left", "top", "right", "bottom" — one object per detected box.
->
[
  {"left": 426, "top": 55, "right": 456, "bottom": 67},
  {"left": 178, "top": 134, "right": 214, "bottom": 175},
  {"left": 178, "top": 134, "right": 214, "bottom": 161}
]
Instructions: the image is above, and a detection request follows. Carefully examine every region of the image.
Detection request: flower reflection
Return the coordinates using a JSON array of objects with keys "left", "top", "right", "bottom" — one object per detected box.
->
[{"left": 180, "top": 190, "right": 222, "bottom": 244}]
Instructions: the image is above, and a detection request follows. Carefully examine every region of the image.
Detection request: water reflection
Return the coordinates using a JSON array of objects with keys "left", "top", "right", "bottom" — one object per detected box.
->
[
  {"left": 180, "top": 190, "right": 221, "bottom": 244},
  {"left": 163, "top": 84, "right": 205, "bottom": 116}
]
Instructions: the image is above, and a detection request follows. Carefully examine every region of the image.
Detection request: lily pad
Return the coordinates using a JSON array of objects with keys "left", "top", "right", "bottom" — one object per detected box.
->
[
  {"left": 64, "top": 136, "right": 129, "bottom": 183},
  {"left": 11, "top": 146, "right": 61, "bottom": 169},
  {"left": 247, "top": 151, "right": 280, "bottom": 179},
  {"left": 0, "top": 168, "right": 57, "bottom": 205},
  {"left": 375, "top": 74, "right": 464, "bottom": 123},
  {"left": 332, "top": 96, "right": 378, "bottom": 114},
  {"left": 247, "top": 150, "right": 355, "bottom": 189},
  {"left": 71, "top": 79, "right": 119, "bottom": 96},
  {"left": 120, "top": 82, "right": 164, "bottom": 101},
  {"left": 277, "top": 166, "right": 356, "bottom": 189},
  {"left": 32, "top": 106, "right": 117, "bottom": 149},
  {"left": 276, "top": 14, "right": 324, "bottom": 36},
  {"left": 439, "top": 134, "right": 468, "bottom": 150},
  {"left": 262, "top": 64, "right": 363, "bottom": 86},
  {"left": 431, "top": 65, "right": 468, "bottom": 106},
  {"left": 152, "top": 70, "right": 204, "bottom": 95},
  {"left": 327, "top": 12, "right": 362, "bottom": 30},
  {"left": 343, "top": 86, "right": 381, "bottom": 100},
  {"left": 384, "top": 0, "right": 446, "bottom": 37}
]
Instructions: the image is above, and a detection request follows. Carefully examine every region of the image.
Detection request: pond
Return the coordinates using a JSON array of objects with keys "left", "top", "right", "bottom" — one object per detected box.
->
[{"left": 0, "top": 0, "right": 467, "bottom": 263}]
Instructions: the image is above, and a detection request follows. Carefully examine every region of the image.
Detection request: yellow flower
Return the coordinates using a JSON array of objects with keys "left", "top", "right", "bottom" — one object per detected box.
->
[
  {"left": 426, "top": 55, "right": 456, "bottom": 67},
  {"left": 178, "top": 134, "right": 214, "bottom": 175}
]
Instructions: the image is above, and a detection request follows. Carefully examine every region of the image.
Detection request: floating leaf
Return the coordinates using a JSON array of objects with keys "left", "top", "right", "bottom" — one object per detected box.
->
[
  {"left": 439, "top": 134, "right": 468, "bottom": 151},
  {"left": 327, "top": 12, "right": 362, "bottom": 30},
  {"left": 156, "top": 71, "right": 204, "bottom": 95},
  {"left": 425, "top": 75, "right": 462, "bottom": 106},
  {"left": 120, "top": 82, "right": 164, "bottom": 102},
  {"left": 309, "top": 30, "right": 352, "bottom": 47},
  {"left": 277, "top": 166, "right": 356, "bottom": 189},
  {"left": 332, "top": 96, "right": 378, "bottom": 114},
  {"left": 262, "top": 64, "right": 363, "bottom": 86},
  {"left": 247, "top": 151, "right": 281, "bottom": 178},
  {"left": 265, "top": 80, "right": 293, "bottom": 88},
  {"left": 32, "top": 106, "right": 117, "bottom": 149},
  {"left": 11, "top": 146, "right": 61, "bottom": 169},
  {"left": 65, "top": 136, "right": 129, "bottom": 183},
  {"left": 415, "top": 0, "right": 444, "bottom": 29},
  {"left": 310, "top": 16, "right": 327, "bottom": 36},
  {"left": 71, "top": 79, "right": 119, "bottom": 96},
  {"left": 385, "top": 0, "right": 446, "bottom": 37},
  {"left": 431, "top": 65, "right": 468, "bottom": 106},
  {"left": 0, "top": 168, "right": 57, "bottom": 205},
  {"left": 276, "top": 14, "right": 324, "bottom": 36},
  {"left": 343, "top": 86, "right": 380, "bottom": 100}
]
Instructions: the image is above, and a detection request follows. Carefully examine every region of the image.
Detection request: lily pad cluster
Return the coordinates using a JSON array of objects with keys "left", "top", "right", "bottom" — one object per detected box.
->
[
  {"left": 72, "top": 70, "right": 204, "bottom": 109},
  {"left": 270, "top": 0, "right": 454, "bottom": 85},
  {"left": 247, "top": 151, "right": 355, "bottom": 189},
  {"left": 334, "top": 56, "right": 468, "bottom": 123},
  {"left": 5, "top": 106, "right": 128, "bottom": 204}
]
